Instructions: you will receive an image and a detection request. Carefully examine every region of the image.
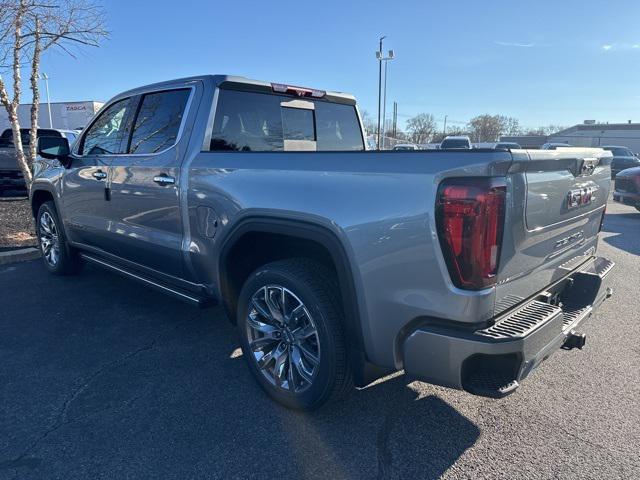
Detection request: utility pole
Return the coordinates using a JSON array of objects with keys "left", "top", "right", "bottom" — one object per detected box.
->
[
  {"left": 392, "top": 102, "right": 398, "bottom": 138},
  {"left": 443, "top": 115, "right": 448, "bottom": 136},
  {"left": 382, "top": 59, "right": 389, "bottom": 149},
  {"left": 376, "top": 36, "right": 385, "bottom": 150},
  {"left": 41, "top": 73, "right": 53, "bottom": 128}
]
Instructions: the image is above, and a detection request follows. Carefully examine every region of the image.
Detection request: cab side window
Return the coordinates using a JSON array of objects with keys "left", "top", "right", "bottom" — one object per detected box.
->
[{"left": 80, "top": 98, "right": 131, "bottom": 155}]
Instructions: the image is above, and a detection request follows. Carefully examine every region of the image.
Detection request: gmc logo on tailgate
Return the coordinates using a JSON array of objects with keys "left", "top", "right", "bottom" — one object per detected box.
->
[{"left": 567, "top": 186, "right": 597, "bottom": 209}]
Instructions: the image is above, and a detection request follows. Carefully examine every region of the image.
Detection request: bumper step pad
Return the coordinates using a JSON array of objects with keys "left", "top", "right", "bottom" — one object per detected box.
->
[{"left": 475, "top": 300, "right": 562, "bottom": 340}]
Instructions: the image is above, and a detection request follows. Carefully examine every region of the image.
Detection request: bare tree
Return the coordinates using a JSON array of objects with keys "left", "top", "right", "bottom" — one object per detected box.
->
[
  {"left": 359, "top": 109, "right": 377, "bottom": 136},
  {"left": 467, "top": 114, "right": 521, "bottom": 142},
  {"left": 406, "top": 113, "right": 436, "bottom": 144},
  {"left": 0, "top": 0, "right": 108, "bottom": 187}
]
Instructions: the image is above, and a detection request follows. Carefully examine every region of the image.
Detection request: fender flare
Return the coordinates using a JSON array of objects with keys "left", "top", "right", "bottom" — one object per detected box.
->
[{"left": 217, "top": 215, "right": 370, "bottom": 368}]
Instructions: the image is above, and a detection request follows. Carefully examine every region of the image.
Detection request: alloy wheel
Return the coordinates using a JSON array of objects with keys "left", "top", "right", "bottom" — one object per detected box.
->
[
  {"left": 246, "top": 285, "right": 321, "bottom": 393},
  {"left": 39, "top": 211, "right": 60, "bottom": 267}
]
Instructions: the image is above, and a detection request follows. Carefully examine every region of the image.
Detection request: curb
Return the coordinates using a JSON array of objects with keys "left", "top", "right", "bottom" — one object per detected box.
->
[{"left": 0, "top": 247, "right": 41, "bottom": 265}]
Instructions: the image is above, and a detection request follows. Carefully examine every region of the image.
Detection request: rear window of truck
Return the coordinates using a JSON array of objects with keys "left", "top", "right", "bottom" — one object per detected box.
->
[{"left": 210, "top": 89, "right": 364, "bottom": 152}]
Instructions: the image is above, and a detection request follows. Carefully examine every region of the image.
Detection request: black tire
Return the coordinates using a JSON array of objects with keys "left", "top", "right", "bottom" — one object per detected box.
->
[
  {"left": 36, "top": 201, "right": 81, "bottom": 275},
  {"left": 237, "top": 259, "right": 353, "bottom": 410}
]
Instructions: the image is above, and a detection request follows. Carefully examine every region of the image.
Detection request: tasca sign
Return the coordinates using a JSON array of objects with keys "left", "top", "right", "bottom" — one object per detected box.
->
[{"left": 65, "top": 105, "right": 87, "bottom": 111}]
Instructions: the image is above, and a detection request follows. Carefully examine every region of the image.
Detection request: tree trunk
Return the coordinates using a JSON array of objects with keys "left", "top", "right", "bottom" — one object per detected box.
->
[
  {"left": 5, "top": 0, "right": 33, "bottom": 188},
  {"left": 28, "top": 17, "right": 41, "bottom": 168}
]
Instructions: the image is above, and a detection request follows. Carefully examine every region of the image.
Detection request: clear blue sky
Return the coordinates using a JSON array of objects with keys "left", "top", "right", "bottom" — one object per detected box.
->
[{"left": 24, "top": 0, "right": 640, "bottom": 130}]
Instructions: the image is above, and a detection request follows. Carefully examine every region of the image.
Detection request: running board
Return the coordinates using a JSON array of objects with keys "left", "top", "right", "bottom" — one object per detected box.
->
[{"left": 80, "top": 253, "right": 214, "bottom": 307}]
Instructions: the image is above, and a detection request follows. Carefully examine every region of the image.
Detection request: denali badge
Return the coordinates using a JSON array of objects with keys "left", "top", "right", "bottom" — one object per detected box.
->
[{"left": 567, "top": 186, "right": 597, "bottom": 209}]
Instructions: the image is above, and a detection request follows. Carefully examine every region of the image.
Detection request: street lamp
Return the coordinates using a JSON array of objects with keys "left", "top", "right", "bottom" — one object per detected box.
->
[
  {"left": 381, "top": 50, "right": 395, "bottom": 150},
  {"left": 39, "top": 73, "right": 53, "bottom": 128},
  {"left": 375, "top": 40, "right": 395, "bottom": 150},
  {"left": 376, "top": 36, "right": 385, "bottom": 150}
]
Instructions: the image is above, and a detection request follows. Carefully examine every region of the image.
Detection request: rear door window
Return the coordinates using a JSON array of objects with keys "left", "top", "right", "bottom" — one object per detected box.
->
[{"left": 128, "top": 89, "right": 191, "bottom": 154}]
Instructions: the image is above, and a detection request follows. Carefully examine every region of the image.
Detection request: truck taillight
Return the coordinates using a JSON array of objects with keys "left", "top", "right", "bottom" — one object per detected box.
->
[{"left": 436, "top": 178, "right": 507, "bottom": 290}]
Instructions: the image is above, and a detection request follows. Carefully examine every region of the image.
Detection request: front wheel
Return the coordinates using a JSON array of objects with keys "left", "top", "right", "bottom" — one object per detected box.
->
[
  {"left": 36, "top": 201, "right": 80, "bottom": 275},
  {"left": 237, "top": 259, "right": 353, "bottom": 410}
]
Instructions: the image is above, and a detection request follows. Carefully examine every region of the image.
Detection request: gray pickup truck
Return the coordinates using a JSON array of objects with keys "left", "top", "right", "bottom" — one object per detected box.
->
[{"left": 30, "top": 75, "right": 614, "bottom": 410}]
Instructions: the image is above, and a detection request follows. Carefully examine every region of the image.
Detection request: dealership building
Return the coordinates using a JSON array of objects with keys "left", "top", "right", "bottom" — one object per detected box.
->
[
  {"left": 0, "top": 100, "right": 104, "bottom": 132},
  {"left": 502, "top": 121, "right": 640, "bottom": 152}
]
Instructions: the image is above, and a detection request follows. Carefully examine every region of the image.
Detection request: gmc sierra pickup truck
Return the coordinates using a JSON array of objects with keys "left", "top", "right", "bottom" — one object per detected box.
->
[{"left": 30, "top": 75, "right": 614, "bottom": 410}]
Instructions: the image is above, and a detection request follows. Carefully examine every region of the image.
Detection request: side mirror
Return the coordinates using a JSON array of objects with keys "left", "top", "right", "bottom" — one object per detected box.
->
[{"left": 38, "top": 136, "right": 71, "bottom": 167}]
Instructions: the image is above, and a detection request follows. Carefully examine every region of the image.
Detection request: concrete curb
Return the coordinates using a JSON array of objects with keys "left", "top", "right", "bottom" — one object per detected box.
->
[{"left": 0, "top": 247, "right": 40, "bottom": 265}]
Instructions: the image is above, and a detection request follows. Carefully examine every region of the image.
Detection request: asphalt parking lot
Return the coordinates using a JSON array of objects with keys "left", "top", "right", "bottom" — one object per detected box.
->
[{"left": 1, "top": 200, "right": 639, "bottom": 480}]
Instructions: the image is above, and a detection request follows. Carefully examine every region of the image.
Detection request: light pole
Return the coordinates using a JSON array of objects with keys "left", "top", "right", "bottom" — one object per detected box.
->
[
  {"left": 443, "top": 115, "right": 448, "bottom": 136},
  {"left": 376, "top": 36, "right": 386, "bottom": 150},
  {"left": 381, "top": 50, "right": 395, "bottom": 149},
  {"left": 40, "top": 73, "right": 53, "bottom": 128}
]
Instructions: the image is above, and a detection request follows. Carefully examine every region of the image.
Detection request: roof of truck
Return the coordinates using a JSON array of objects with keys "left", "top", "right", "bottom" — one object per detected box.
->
[{"left": 113, "top": 75, "right": 357, "bottom": 105}]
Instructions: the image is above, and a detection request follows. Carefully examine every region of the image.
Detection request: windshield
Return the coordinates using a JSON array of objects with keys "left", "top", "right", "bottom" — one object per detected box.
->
[
  {"left": 441, "top": 139, "right": 470, "bottom": 149},
  {"left": 0, "top": 128, "right": 61, "bottom": 147},
  {"left": 605, "top": 147, "right": 633, "bottom": 156}
]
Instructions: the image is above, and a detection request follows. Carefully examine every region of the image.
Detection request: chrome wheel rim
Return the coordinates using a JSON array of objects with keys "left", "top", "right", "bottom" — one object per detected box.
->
[
  {"left": 39, "top": 211, "right": 60, "bottom": 267},
  {"left": 246, "top": 285, "right": 321, "bottom": 393}
]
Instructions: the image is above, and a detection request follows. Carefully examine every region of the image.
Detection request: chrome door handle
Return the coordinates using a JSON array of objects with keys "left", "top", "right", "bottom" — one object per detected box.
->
[
  {"left": 153, "top": 174, "right": 176, "bottom": 186},
  {"left": 92, "top": 170, "right": 107, "bottom": 180}
]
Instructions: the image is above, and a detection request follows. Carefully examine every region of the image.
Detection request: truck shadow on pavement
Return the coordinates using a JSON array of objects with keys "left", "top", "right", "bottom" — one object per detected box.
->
[
  {"left": 602, "top": 212, "right": 640, "bottom": 256},
  {"left": 0, "top": 261, "right": 480, "bottom": 480}
]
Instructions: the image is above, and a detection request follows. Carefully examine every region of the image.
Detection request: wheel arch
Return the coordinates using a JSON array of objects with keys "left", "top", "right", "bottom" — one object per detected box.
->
[
  {"left": 30, "top": 186, "right": 57, "bottom": 218},
  {"left": 217, "top": 216, "right": 386, "bottom": 385}
]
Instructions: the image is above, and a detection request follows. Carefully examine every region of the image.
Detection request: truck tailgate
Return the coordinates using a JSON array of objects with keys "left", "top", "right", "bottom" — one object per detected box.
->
[
  {"left": 495, "top": 148, "right": 612, "bottom": 314},
  {"left": 0, "top": 147, "right": 18, "bottom": 170}
]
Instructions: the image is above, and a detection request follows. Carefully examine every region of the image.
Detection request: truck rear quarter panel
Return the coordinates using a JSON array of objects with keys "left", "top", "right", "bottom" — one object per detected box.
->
[{"left": 185, "top": 150, "right": 513, "bottom": 368}]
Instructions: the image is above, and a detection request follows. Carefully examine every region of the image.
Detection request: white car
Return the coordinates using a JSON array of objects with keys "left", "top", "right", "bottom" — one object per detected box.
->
[
  {"left": 440, "top": 135, "right": 472, "bottom": 149},
  {"left": 393, "top": 143, "right": 419, "bottom": 151},
  {"left": 541, "top": 142, "right": 572, "bottom": 150}
]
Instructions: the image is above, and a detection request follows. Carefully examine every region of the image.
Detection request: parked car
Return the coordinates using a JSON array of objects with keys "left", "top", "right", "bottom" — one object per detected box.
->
[
  {"left": 601, "top": 146, "right": 640, "bottom": 179},
  {"left": 541, "top": 142, "right": 571, "bottom": 150},
  {"left": 393, "top": 143, "right": 419, "bottom": 151},
  {"left": 0, "top": 128, "right": 78, "bottom": 195},
  {"left": 440, "top": 135, "right": 472, "bottom": 149},
  {"left": 613, "top": 166, "right": 640, "bottom": 211},
  {"left": 31, "top": 75, "right": 614, "bottom": 410},
  {"left": 474, "top": 142, "right": 522, "bottom": 149},
  {"left": 495, "top": 142, "right": 521, "bottom": 150}
]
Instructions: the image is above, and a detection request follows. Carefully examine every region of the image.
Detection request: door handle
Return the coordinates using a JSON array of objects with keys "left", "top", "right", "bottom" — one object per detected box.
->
[
  {"left": 153, "top": 174, "right": 176, "bottom": 186},
  {"left": 92, "top": 170, "right": 107, "bottom": 180}
]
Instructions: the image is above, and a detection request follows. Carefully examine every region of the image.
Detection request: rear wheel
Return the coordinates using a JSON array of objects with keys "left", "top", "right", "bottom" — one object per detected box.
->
[
  {"left": 36, "top": 201, "right": 80, "bottom": 275},
  {"left": 237, "top": 259, "right": 353, "bottom": 410}
]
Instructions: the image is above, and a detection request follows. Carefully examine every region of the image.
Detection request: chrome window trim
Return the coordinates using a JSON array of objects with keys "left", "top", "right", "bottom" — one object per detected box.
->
[{"left": 74, "top": 84, "right": 196, "bottom": 158}]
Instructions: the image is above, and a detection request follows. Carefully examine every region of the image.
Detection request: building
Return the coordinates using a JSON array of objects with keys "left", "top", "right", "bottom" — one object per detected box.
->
[
  {"left": 501, "top": 121, "right": 640, "bottom": 152},
  {"left": 0, "top": 100, "right": 104, "bottom": 132},
  {"left": 499, "top": 134, "right": 549, "bottom": 149},
  {"left": 549, "top": 122, "right": 640, "bottom": 152}
]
